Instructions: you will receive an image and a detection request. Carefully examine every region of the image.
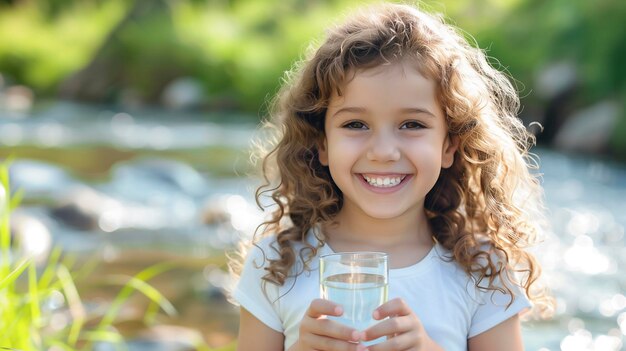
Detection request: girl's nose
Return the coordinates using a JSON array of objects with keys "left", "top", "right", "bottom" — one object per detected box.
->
[{"left": 366, "top": 130, "right": 401, "bottom": 162}]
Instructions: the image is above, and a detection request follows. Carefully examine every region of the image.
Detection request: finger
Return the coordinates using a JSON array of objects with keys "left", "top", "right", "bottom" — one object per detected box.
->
[
  {"left": 372, "top": 298, "right": 412, "bottom": 320},
  {"left": 362, "top": 316, "right": 413, "bottom": 341},
  {"left": 306, "top": 298, "right": 344, "bottom": 319},
  {"left": 367, "top": 331, "right": 420, "bottom": 351},
  {"left": 308, "top": 318, "right": 362, "bottom": 342},
  {"left": 300, "top": 333, "right": 363, "bottom": 351}
]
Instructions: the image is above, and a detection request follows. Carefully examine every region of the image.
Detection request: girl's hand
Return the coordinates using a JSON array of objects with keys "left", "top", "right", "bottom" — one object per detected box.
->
[
  {"left": 290, "top": 298, "right": 363, "bottom": 351},
  {"left": 360, "top": 298, "right": 443, "bottom": 351}
]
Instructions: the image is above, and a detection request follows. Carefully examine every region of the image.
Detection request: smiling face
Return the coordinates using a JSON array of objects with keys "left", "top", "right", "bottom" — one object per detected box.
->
[{"left": 319, "top": 61, "right": 457, "bottom": 223}]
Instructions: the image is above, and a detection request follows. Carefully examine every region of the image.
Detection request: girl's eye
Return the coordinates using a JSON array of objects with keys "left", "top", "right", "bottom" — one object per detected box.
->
[
  {"left": 401, "top": 121, "right": 425, "bottom": 129},
  {"left": 343, "top": 121, "right": 367, "bottom": 129}
]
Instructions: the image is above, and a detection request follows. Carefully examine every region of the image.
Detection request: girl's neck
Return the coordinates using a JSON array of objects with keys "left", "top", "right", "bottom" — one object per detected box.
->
[{"left": 323, "top": 205, "right": 433, "bottom": 252}]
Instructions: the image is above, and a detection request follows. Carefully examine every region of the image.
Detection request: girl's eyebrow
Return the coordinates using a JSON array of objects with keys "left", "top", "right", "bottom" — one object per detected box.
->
[
  {"left": 332, "top": 106, "right": 436, "bottom": 118},
  {"left": 331, "top": 106, "right": 367, "bottom": 118},
  {"left": 399, "top": 107, "right": 437, "bottom": 118}
]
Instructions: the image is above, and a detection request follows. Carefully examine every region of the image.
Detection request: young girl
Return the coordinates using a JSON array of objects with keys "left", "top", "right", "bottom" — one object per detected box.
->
[{"left": 231, "top": 3, "right": 552, "bottom": 351}]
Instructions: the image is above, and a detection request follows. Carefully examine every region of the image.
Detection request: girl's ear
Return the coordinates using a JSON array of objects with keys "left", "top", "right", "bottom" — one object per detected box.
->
[
  {"left": 318, "top": 137, "right": 329, "bottom": 166},
  {"left": 442, "top": 135, "right": 459, "bottom": 169}
]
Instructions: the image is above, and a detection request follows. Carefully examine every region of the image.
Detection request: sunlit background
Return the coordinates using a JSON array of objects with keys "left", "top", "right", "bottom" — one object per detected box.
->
[{"left": 0, "top": 0, "right": 625, "bottom": 350}]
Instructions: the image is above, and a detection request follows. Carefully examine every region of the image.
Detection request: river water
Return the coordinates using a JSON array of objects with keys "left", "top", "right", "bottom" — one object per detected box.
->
[{"left": 1, "top": 103, "right": 625, "bottom": 350}]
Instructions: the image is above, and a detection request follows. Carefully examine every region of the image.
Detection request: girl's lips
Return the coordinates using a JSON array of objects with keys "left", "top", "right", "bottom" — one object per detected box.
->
[
  {"left": 357, "top": 173, "right": 412, "bottom": 192},
  {"left": 360, "top": 173, "right": 407, "bottom": 178}
]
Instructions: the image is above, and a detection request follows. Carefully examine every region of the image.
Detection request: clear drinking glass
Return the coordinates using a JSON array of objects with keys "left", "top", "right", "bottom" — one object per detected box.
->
[{"left": 319, "top": 252, "right": 388, "bottom": 343}]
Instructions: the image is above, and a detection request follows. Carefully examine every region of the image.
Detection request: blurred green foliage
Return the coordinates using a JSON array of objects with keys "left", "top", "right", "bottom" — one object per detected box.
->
[
  {"left": 478, "top": 0, "right": 626, "bottom": 104},
  {"left": 0, "top": 0, "right": 624, "bottom": 122},
  {"left": 0, "top": 0, "right": 370, "bottom": 110},
  {"left": 0, "top": 0, "right": 127, "bottom": 93}
]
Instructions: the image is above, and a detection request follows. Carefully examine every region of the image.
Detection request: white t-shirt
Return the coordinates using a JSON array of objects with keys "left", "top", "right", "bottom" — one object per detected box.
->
[{"left": 232, "top": 232, "right": 531, "bottom": 350}]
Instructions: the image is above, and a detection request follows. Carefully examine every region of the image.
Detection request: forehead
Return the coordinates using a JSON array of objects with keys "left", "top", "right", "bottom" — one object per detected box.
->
[{"left": 328, "top": 62, "right": 440, "bottom": 112}]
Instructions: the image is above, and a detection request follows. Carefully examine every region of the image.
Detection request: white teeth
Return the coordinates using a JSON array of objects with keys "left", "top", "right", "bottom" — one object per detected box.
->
[{"left": 363, "top": 175, "right": 405, "bottom": 188}]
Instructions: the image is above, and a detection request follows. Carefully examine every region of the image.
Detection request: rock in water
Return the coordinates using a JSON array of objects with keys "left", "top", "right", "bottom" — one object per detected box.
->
[{"left": 553, "top": 101, "right": 621, "bottom": 154}]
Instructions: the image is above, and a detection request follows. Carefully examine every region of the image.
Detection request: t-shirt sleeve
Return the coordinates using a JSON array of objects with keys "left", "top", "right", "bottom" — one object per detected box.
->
[
  {"left": 231, "top": 240, "right": 283, "bottom": 333},
  {"left": 468, "top": 272, "right": 532, "bottom": 338}
]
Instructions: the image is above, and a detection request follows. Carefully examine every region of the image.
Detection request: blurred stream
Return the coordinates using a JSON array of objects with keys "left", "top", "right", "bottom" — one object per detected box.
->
[{"left": 1, "top": 102, "right": 625, "bottom": 350}]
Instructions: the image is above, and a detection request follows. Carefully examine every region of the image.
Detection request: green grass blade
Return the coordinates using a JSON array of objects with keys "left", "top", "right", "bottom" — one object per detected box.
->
[
  {"left": 0, "top": 258, "right": 31, "bottom": 290},
  {"left": 81, "top": 330, "right": 127, "bottom": 351},
  {"left": 110, "top": 274, "right": 177, "bottom": 316},
  {"left": 57, "top": 265, "right": 85, "bottom": 347},
  {"left": 82, "top": 330, "right": 124, "bottom": 342},
  {"left": 0, "top": 164, "right": 10, "bottom": 266},
  {"left": 143, "top": 300, "right": 160, "bottom": 325},
  {"left": 46, "top": 339, "right": 76, "bottom": 351},
  {"left": 0, "top": 306, "right": 26, "bottom": 343},
  {"left": 134, "top": 262, "right": 176, "bottom": 282},
  {"left": 38, "top": 247, "right": 62, "bottom": 290},
  {"left": 8, "top": 188, "right": 23, "bottom": 211},
  {"left": 72, "top": 254, "right": 99, "bottom": 281},
  {"left": 97, "top": 262, "right": 175, "bottom": 329},
  {"left": 97, "top": 273, "right": 177, "bottom": 330},
  {"left": 61, "top": 254, "right": 77, "bottom": 274},
  {"left": 28, "top": 261, "right": 41, "bottom": 324},
  {"left": 211, "top": 341, "right": 237, "bottom": 351},
  {"left": 28, "top": 260, "right": 42, "bottom": 350}
]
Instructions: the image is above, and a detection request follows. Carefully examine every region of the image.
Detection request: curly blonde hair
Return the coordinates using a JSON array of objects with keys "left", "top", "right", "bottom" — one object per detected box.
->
[{"left": 236, "top": 3, "right": 553, "bottom": 317}]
